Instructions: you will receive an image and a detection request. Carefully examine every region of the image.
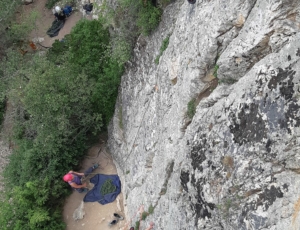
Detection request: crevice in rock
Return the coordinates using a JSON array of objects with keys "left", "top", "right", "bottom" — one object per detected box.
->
[
  {"left": 181, "top": 78, "right": 218, "bottom": 132},
  {"left": 159, "top": 160, "right": 174, "bottom": 195}
]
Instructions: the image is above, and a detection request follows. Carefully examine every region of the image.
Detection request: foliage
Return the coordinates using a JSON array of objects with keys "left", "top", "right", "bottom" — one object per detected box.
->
[
  {"left": 46, "top": 38, "right": 69, "bottom": 64},
  {"left": 155, "top": 35, "right": 170, "bottom": 64},
  {"left": 213, "top": 64, "right": 219, "bottom": 78},
  {"left": 8, "top": 10, "right": 39, "bottom": 43},
  {"left": 0, "top": 99, "right": 5, "bottom": 126},
  {"left": 68, "top": 19, "right": 110, "bottom": 78},
  {"left": 111, "top": 36, "right": 132, "bottom": 66},
  {"left": 92, "top": 58, "right": 123, "bottom": 124},
  {"left": 46, "top": 0, "right": 60, "bottom": 9},
  {"left": 218, "top": 77, "right": 238, "bottom": 85},
  {"left": 161, "top": 36, "right": 170, "bottom": 52},
  {"left": 0, "top": 180, "right": 66, "bottom": 230},
  {"left": 160, "top": 0, "right": 172, "bottom": 7},
  {"left": 142, "top": 211, "right": 149, "bottom": 220},
  {"left": 187, "top": 98, "right": 196, "bottom": 119},
  {"left": 137, "top": 1, "right": 162, "bottom": 36},
  {"left": 135, "top": 220, "right": 140, "bottom": 230},
  {"left": 49, "top": 19, "right": 123, "bottom": 125},
  {"left": 148, "top": 204, "right": 155, "bottom": 214},
  {"left": 0, "top": 0, "right": 23, "bottom": 56}
]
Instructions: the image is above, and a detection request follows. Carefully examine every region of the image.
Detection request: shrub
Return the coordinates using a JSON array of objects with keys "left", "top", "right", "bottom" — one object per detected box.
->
[
  {"left": 142, "top": 211, "right": 149, "bottom": 220},
  {"left": 135, "top": 221, "right": 140, "bottom": 230},
  {"left": 213, "top": 64, "right": 219, "bottom": 78},
  {"left": 68, "top": 19, "right": 110, "bottom": 78},
  {"left": 137, "top": 1, "right": 162, "bottom": 36},
  {"left": 46, "top": 0, "right": 60, "bottom": 9},
  {"left": 155, "top": 35, "right": 170, "bottom": 64},
  {"left": 218, "top": 77, "right": 238, "bottom": 84},
  {"left": 0, "top": 99, "right": 5, "bottom": 126},
  {"left": 148, "top": 204, "right": 155, "bottom": 214},
  {"left": 8, "top": 10, "right": 39, "bottom": 43},
  {"left": 0, "top": 180, "right": 66, "bottom": 230},
  {"left": 0, "top": 0, "right": 23, "bottom": 54},
  {"left": 187, "top": 98, "right": 196, "bottom": 119}
]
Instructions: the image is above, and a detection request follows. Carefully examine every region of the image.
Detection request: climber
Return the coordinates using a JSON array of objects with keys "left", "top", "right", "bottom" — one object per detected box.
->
[
  {"left": 63, "top": 164, "right": 98, "bottom": 193},
  {"left": 145, "top": 222, "right": 154, "bottom": 230},
  {"left": 187, "top": 0, "right": 196, "bottom": 4},
  {"left": 83, "top": 2, "right": 93, "bottom": 14}
]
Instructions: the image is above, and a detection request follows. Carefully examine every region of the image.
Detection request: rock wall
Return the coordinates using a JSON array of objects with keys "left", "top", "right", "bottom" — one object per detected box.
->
[{"left": 108, "top": 0, "right": 300, "bottom": 229}]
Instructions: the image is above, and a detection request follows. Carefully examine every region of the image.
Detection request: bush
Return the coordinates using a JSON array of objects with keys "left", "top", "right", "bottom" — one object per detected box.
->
[
  {"left": 187, "top": 98, "right": 196, "bottom": 119},
  {"left": 0, "top": 0, "right": 23, "bottom": 55},
  {"left": 66, "top": 19, "right": 123, "bottom": 125},
  {"left": 8, "top": 10, "right": 39, "bottom": 43},
  {"left": 0, "top": 99, "right": 5, "bottom": 126},
  {"left": 213, "top": 65, "right": 219, "bottom": 78},
  {"left": 137, "top": 1, "right": 162, "bottom": 36},
  {"left": 46, "top": 0, "right": 60, "bottom": 9},
  {"left": 0, "top": 180, "right": 66, "bottom": 230},
  {"left": 155, "top": 35, "right": 170, "bottom": 64},
  {"left": 68, "top": 19, "right": 110, "bottom": 78}
]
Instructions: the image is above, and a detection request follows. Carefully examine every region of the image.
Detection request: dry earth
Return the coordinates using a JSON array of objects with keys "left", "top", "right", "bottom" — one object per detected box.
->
[{"left": 63, "top": 142, "right": 127, "bottom": 230}]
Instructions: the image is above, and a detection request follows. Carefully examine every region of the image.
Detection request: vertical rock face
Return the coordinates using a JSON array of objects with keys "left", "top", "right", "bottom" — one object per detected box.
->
[{"left": 108, "top": 0, "right": 300, "bottom": 229}]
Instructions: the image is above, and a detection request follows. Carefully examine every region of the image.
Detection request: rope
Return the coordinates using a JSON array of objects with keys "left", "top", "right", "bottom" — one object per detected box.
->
[{"left": 124, "top": 89, "right": 155, "bottom": 163}]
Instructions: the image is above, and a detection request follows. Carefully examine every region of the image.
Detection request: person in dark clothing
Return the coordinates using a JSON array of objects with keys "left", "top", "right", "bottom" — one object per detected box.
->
[
  {"left": 83, "top": 3, "right": 93, "bottom": 13},
  {"left": 187, "top": 0, "right": 196, "bottom": 4}
]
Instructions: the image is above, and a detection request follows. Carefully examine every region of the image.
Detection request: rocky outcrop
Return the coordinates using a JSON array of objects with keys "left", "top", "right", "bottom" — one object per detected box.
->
[{"left": 108, "top": 0, "right": 300, "bottom": 229}]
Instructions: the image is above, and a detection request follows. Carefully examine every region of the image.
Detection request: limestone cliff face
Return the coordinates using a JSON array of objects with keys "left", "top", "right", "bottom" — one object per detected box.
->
[{"left": 108, "top": 0, "right": 300, "bottom": 229}]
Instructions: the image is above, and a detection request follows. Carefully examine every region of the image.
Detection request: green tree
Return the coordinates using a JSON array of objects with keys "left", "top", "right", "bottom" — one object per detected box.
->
[
  {"left": 0, "top": 179, "right": 66, "bottom": 230},
  {"left": 68, "top": 19, "right": 110, "bottom": 78}
]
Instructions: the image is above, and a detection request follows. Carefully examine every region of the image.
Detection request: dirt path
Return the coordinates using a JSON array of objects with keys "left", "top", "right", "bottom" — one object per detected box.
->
[{"left": 21, "top": 1, "right": 129, "bottom": 229}]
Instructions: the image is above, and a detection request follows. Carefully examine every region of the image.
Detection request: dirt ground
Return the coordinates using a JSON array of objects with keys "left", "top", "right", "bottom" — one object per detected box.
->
[
  {"left": 25, "top": 0, "right": 84, "bottom": 48},
  {"left": 20, "top": 1, "right": 130, "bottom": 229},
  {"left": 63, "top": 142, "right": 127, "bottom": 230}
]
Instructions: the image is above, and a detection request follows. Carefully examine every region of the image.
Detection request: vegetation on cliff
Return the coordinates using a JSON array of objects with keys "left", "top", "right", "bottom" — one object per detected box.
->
[{"left": 0, "top": 0, "right": 170, "bottom": 228}]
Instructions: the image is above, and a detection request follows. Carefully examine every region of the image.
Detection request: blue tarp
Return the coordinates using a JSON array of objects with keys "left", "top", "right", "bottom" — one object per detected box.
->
[{"left": 83, "top": 174, "right": 121, "bottom": 205}]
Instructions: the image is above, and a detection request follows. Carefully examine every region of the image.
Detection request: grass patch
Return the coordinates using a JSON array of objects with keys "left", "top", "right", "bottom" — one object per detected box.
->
[
  {"left": 148, "top": 204, "right": 155, "bottom": 214},
  {"left": 155, "top": 35, "right": 170, "bottom": 64},
  {"left": 213, "top": 64, "right": 219, "bottom": 78},
  {"left": 135, "top": 220, "right": 140, "bottom": 230},
  {"left": 218, "top": 77, "right": 238, "bottom": 84},
  {"left": 142, "top": 211, "right": 149, "bottom": 220},
  {"left": 0, "top": 98, "right": 5, "bottom": 126},
  {"left": 187, "top": 98, "right": 196, "bottom": 119}
]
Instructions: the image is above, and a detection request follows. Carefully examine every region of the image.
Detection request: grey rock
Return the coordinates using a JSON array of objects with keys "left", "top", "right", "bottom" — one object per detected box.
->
[{"left": 106, "top": 0, "right": 300, "bottom": 229}]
